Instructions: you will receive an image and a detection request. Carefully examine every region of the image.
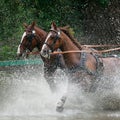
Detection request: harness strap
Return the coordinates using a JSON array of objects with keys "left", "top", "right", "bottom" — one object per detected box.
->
[
  {"left": 91, "top": 53, "right": 103, "bottom": 75},
  {"left": 80, "top": 52, "right": 97, "bottom": 75},
  {"left": 44, "top": 42, "right": 53, "bottom": 50},
  {"left": 69, "top": 52, "right": 103, "bottom": 76}
]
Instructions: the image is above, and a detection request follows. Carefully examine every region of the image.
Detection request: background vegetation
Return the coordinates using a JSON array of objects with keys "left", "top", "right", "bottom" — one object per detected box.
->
[{"left": 0, "top": 0, "right": 120, "bottom": 61}]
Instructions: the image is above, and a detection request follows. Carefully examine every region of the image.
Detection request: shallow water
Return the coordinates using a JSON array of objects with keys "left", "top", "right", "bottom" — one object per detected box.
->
[{"left": 0, "top": 65, "right": 120, "bottom": 120}]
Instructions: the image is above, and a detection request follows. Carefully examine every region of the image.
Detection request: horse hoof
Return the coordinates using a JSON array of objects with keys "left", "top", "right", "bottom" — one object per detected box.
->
[
  {"left": 56, "top": 106, "right": 64, "bottom": 112},
  {"left": 56, "top": 96, "right": 66, "bottom": 112}
]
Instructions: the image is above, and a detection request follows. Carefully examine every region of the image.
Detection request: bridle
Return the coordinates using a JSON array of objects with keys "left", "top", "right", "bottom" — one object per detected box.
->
[
  {"left": 20, "top": 31, "right": 41, "bottom": 52},
  {"left": 44, "top": 29, "right": 61, "bottom": 52}
]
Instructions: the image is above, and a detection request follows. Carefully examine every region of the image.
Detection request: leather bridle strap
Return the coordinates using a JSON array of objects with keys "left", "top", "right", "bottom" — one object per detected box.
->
[
  {"left": 44, "top": 30, "right": 60, "bottom": 52},
  {"left": 44, "top": 42, "right": 54, "bottom": 51}
]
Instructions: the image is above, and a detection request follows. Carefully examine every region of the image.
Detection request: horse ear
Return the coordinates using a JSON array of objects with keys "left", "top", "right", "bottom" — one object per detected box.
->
[
  {"left": 51, "top": 22, "right": 57, "bottom": 30},
  {"left": 31, "top": 21, "right": 36, "bottom": 28},
  {"left": 23, "top": 23, "right": 28, "bottom": 28}
]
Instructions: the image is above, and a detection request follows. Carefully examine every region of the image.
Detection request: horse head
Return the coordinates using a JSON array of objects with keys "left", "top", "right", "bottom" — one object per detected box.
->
[
  {"left": 40, "top": 22, "right": 80, "bottom": 59},
  {"left": 41, "top": 22, "right": 63, "bottom": 58},
  {"left": 17, "top": 21, "right": 41, "bottom": 57}
]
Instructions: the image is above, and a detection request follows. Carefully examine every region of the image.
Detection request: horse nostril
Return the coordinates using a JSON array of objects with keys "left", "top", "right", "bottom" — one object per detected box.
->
[
  {"left": 43, "top": 49, "right": 48, "bottom": 54},
  {"left": 41, "top": 49, "right": 49, "bottom": 57}
]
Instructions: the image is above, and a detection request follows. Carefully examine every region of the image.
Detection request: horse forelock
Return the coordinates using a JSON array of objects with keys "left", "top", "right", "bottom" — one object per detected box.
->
[{"left": 60, "top": 28, "right": 82, "bottom": 50}]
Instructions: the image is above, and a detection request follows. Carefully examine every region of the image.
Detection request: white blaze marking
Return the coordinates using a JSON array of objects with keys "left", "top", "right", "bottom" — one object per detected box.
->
[
  {"left": 20, "top": 32, "right": 26, "bottom": 43},
  {"left": 17, "top": 32, "right": 26, "bottom": 54},
  {"left": 41, "top": 33, "right": 51, "bottom": 52}
]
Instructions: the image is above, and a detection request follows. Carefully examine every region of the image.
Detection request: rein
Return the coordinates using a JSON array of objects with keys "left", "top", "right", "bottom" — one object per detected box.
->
[
  {"left": 83, "top": 44, "right": 120, "bottom": 48},
  {"left": 26, "top": 47, "right": 120, "bottom": 55},
  {"left": 50, "top": 47, "right": 120, "bottom": 55}
]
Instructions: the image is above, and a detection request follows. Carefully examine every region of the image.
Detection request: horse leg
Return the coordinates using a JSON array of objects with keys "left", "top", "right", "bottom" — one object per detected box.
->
[
  {"left": 56, "top": 73, "right": 69, "bottom": 112},
  {"left": 56, "top": 94, "right": 67, "bottom": 112},
  {"left": 44, "top": 67, "right": 57, "bottom": 92},
  {"left": 45, "top": 75, "right": 57, "bottom": 92}
]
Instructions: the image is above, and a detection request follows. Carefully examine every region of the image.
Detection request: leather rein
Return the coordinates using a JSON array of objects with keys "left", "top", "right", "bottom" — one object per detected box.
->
[
  {"left": 51, "top": 47, "right": 120, "bottom": 55},
  {"left": 27, "top": 45, "right": 120, "bottom": 55}
]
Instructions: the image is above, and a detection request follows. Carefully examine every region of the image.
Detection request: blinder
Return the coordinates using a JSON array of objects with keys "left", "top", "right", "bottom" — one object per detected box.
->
[{"left": 26, "top": 33, "right": 35, "bottom": 43}]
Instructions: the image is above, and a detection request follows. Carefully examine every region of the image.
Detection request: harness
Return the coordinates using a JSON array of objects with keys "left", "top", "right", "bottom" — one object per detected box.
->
[
  {"left": 68, "top": 52, "right": 103, "bottom": 76},
  {"left": 42, "top": 29, "right": 104, "bottom": 76}
]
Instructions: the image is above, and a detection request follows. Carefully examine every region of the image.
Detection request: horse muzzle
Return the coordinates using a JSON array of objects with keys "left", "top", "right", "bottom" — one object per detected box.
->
[
  {"left": 40, "top": 49, "right": 51, "bottom": 59},
  {"left": 17, "top": 52, "right": 22, "bottom": 57},
  {"left": 16, "top": 53, "right": 22, "bottom": 60}
]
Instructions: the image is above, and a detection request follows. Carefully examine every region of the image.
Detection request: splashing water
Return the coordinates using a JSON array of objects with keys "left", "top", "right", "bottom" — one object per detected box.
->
[
  {"left": 0, "top": 65, "right": 60, "bottom": 116},
  {"left": 94, "top": 67, "right": 120, "bottom": 110},
  {"left": 0, "top": 64, "right": 120, "bottom": 120},
  {"left": 0, "top": 65, "right": 77, "bottom": 116}
]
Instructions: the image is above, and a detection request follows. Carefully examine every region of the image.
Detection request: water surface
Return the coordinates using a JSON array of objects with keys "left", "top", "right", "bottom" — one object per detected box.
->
[{"left": 0, "top": 65, "right": 120, "bottom": 120}]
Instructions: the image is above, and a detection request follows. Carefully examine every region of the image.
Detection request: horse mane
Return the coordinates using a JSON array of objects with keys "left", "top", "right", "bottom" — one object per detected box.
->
[{"left": 59, "top": 27, "right": 82, "bottom": 50}]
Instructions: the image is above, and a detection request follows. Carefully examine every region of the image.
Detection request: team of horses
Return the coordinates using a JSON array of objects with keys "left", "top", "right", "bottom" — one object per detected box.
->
[
  {"left": 17, "top": 22, "right": 66, "bottom": 92},
  {"left": 17, "top": 21, "right": 120, "bottom": 112}
]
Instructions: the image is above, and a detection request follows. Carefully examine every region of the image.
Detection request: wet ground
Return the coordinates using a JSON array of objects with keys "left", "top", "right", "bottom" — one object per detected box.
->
[{"left": 0, "top": 65, "right": 120, "bottom": 120}]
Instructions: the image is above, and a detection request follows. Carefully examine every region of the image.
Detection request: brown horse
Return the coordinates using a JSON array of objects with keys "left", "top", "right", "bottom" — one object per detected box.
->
[
  {"left": 17, "top": 22, "right": 66, "bottom": 92},
  {"left": 17, "top": 22, "right": 46, "bottom": 58},
  {"left": 40, "top": 22, "right": 103, "bottom": 111},
  {"left": 40, "top": 22, "right": 120, "bottom": 112}
]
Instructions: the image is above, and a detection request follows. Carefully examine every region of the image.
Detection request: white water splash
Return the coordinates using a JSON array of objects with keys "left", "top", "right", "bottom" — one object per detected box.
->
[{"left": 0, "top": 65, "right": 120, "bottom": 117}]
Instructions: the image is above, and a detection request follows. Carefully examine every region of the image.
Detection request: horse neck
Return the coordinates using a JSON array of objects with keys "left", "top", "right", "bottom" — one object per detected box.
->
[
  {"left": 60, "top": 33, "right": 97, "bottom": 72},
  {"left": 34, "top": 26, "right": 47, "bottom": 50},
  {"left": 60, "top": 32, "right": 82, "bottom": 68}
]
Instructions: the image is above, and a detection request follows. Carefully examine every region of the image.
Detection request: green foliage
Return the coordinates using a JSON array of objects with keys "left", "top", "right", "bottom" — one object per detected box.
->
[
  {"left": 0, "top": 0, "right": 113, "bottom": 61},
  {"left": 0, "top": 45, "right": 16, "bottom": 61},
  {"left": 98, "top": 0, "right": 109, "bottom": 6}
]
